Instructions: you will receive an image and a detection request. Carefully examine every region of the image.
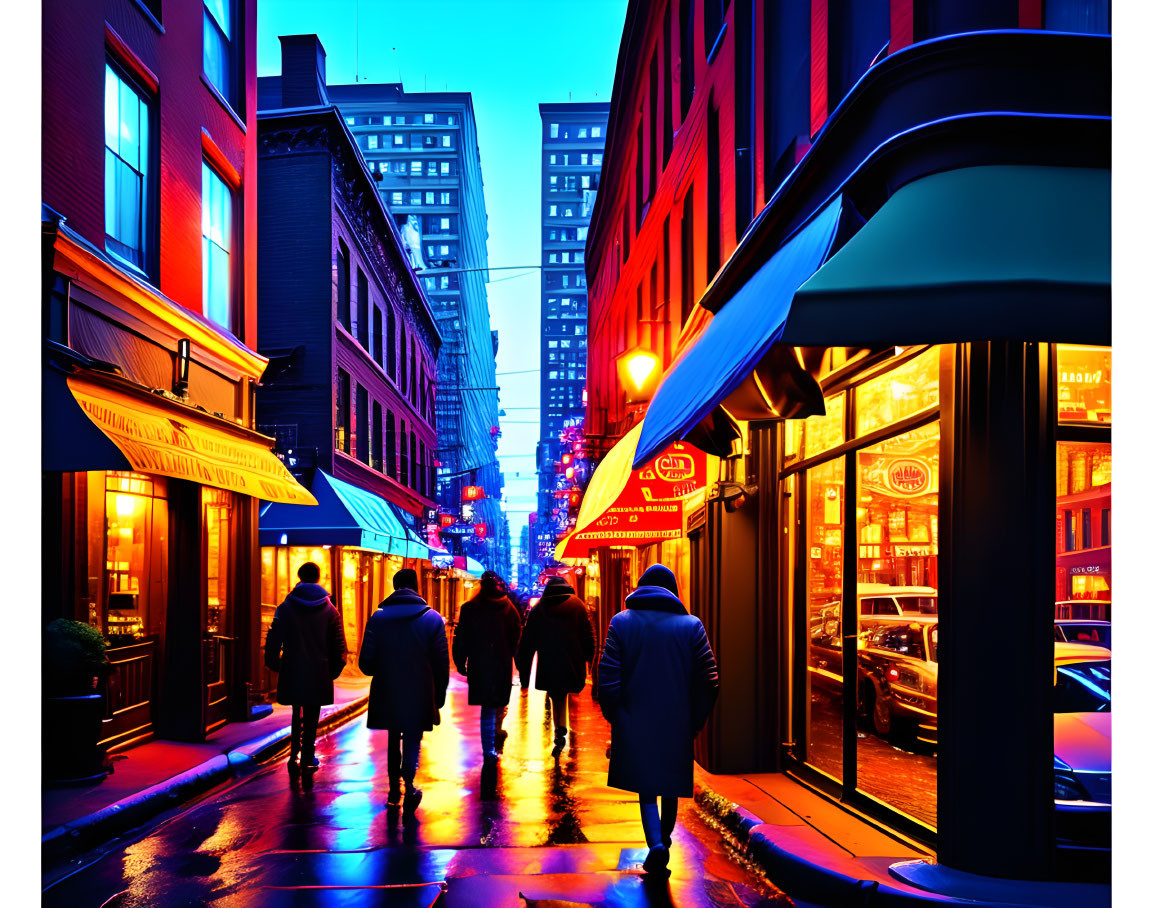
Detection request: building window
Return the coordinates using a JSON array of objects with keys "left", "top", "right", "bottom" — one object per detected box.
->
[
  {"left": 442, "top": 135, "right": 452, "bottom": 147},
  {"left": 336, "top": 369, "right": 351, "bottom": 453},
  {"left": 392, "top": 191, "right": 403, "bottom": 205},
  {"left": 336, "top": 240, "right": 350, "bottom": 330},
  {"left": 440, "top": 162, "right": 450, "bottom": 175},
  {"left": 386, "top": 410, "right": 397, "bottom": 476},
  {"left": 424, "top": 113, "right": 435, "bottom": 124},
  {"left": 393, "top": 134, "right": 403, "bottom": 146},
  {"left": 203, "top": 0, "right": 239, "bottom": 110},
  {"left": 104, "top": 63, "right": 153, "bottom": 273},
  {"left": 440, "top": 192, "right": 451, "bottom": 204},
  {"left": 680, "top": 188, "right": 694, "bottom": 326},
  {"left": 680, "top": 0, "right": 696, "bottom": 119},
  {"left": 550, "top": 122, "right": 559, "bottom": 138},
  {"left": 706, "top": 104, "right": 720, "bottom": 280},
  {"left": 387, "top": 308, "right": 397, "bottom": 378},
  {"left": 412, "top": 159, "right": 423, "bottom": 174},
  {"left": 373, "top": 305, "right": 383, "bottom": 367},
  {"left": 427, "top": 161, "right": 438, "bottom": 176},
  {"left": 410, "top": 192, "right": 421, "bottom": 204},
  {"left": 372, "top": 401, "right": 384, "bottom": 472},
  {"left": 201, "top": 161, "right": 233, "bottom": 329},
  {"left": 368, "top": 134, "right": 378, "bottom": 150},
  {"left": 592, "top": 125, "right": 602, "bottom": 138},
  {"left": 356, "top": 268, "right": 370, "bottom": 349},
  {"left": 549, "top": 205, "right": 558, "bottom": 216},
  {"left": 356, "top": 384, "right": 369, "bottom": 464},
  {"left": 578, "top": 127, "right": 588, "bottom": 138}
]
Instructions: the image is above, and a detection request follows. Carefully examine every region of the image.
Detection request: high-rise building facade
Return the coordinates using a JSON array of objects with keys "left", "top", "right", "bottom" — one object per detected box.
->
[
  {"left": 324, "top": 83, "right": 508, "bottom": 575},
  {"left": 532, "top": 103, "right": 609, "bottom": 576}
]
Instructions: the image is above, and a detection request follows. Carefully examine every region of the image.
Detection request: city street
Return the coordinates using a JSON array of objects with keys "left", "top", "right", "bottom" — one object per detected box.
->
[{"left": 43, "top": 675, "right": 791, "bottom": 907}]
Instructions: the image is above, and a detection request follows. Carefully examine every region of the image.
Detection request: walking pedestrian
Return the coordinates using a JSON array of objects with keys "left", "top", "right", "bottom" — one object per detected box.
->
[
  {"left": 452, "top": 571, "right": 522, "bottom": 768},
  {"left": 264, "top": 562, "right": 347, "bottom": 776},
  {"left": 359, "top": 568, "right": 449, "bottom": 818},
  {"left": 515, "top": 575, "right": 595, "bottom": 758},
  {"left": 597, "top": 564, "right": 719, "bottom": 875}
]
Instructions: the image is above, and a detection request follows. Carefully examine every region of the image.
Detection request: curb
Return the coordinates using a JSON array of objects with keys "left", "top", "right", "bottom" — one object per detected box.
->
[
  {"left": 693, "top": 781, "right": 1039, "bottom": 908},
  {"left": 43, "top": 695, "right": 369, "bottom": 870}
]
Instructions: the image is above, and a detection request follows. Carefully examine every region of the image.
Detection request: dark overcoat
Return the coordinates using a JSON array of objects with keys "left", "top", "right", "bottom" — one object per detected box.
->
[
  {"left": 597, "top": 583, "right": 720, "bottom": 798},
  {"left": 264, "top": 582, "right": 347, "bottom": 706},
  {"left": 452, "top": 589, "right": 522, "bottom": 707},
  {"left": 515, "top": 580, "right": 595, "bottom": 693},
  {"left": 359, "top": 589, "right": 449, "bottom": 732}
]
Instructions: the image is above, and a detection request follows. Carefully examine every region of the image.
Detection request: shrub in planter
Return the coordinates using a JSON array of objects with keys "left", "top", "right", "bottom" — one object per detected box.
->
[{"left": 43, "top": 619, "right": 112, "bottom": 784}]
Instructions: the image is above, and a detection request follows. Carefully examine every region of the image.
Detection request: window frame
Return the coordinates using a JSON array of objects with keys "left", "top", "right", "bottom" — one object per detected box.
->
[
  {"left": 201, "top": 158, "right": 238, "bottom": 331},
  {"left": 203, "top": 0, "right": 242, "bottom": 116},
  {"left": 104, "top": 58, "right": 158, "bottom": 278}
]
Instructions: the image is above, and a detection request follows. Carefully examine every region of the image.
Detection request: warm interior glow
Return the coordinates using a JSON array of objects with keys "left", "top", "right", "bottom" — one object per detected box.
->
[{"left": 623, "top": 350, "right": 659, "bottom": 392}]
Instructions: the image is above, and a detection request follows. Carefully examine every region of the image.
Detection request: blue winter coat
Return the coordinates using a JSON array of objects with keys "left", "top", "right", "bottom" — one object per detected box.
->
[
  {"left": 264, "top": 582, "right": 347, "bottom": 706},
  {"left": 359, "top": 589, "right": 449, "bottom": 732},
  {"left": 597, "top": 578, "right": 719, "bottom": 797}
]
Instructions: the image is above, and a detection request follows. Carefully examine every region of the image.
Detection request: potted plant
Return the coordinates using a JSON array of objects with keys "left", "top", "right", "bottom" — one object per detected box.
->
[{"left": 43, "top": 618, "right": 112, "bottom": 785}]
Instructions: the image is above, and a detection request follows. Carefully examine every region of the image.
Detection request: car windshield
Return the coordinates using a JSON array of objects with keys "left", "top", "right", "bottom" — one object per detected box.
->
[
  {"left": 1058, "top": 624, "right": 1111, "bottom": 648},
  {"left": 897, "top": 596, "right": 938, "bottom": 615},
  {"left": 1054, "top": 661, "right": 1111, "bottom": 713}
]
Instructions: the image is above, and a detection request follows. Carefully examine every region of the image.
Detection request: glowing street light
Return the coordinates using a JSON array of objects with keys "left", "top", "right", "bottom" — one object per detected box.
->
[{"left": 616, "top": 345, "right": 661, "bottom": 401}]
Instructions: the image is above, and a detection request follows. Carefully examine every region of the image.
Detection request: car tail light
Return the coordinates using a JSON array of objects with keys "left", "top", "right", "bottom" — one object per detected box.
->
[{"left": 887, "top": 667, "right": 900, "bottom": 682}]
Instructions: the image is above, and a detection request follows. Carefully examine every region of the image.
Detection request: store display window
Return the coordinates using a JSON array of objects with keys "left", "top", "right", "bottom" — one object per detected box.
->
[
  {"left": 1057, "top": 344, "right": 1110, "bottom": 425},
  {"left": 203, "top": 488, "right": 233, "bottom": 636},
  {"left": 785, "top": 347, "right": 942, "bottom": 834},
  {"left": 101, "top": 471, "right": 168, "bottom": 645}
]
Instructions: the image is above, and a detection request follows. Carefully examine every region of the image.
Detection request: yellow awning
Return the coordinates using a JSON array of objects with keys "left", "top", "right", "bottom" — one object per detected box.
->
[{"left": 68, "top": 374, "right": 317, "bottom": 505}]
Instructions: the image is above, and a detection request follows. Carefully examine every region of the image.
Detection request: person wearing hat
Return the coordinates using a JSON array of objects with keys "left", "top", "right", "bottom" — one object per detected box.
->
[
  {"left": 359, "top": 568, "right": 449, "bottom": 817},
  {"left": 264, "top": 561, "right": 347, "bottom": 777},
  {"left": 516, "top": 575, "right": 595, "bottom": 758},
  {"left": 452, "top": 570, "right": 522, "bottom": 768},
  {"left": 597, "top": 564, "right": 719, "bottom": 875}
]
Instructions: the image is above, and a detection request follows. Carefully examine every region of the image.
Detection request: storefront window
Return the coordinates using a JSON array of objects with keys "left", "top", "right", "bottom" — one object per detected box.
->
[
  {"left": 855, "top": 421, "right": 939, "bottom": 828},
  {"left": 203, "top": 489, "right": 232, "bottom": 636},
  {"left": 104, "top": 473, "right": 153, "bottom": 640},
  {"left": 1056, "top": 441, "right": 1111, "bottom": 618},
  {"left": 855, "top": 348, "right": 940, "bottom": 437},
  {"left": 805, "top": 457, "right": 845, "bottom": 783},
  {"left": 1057, "top": 344, "right": 1110, "bottom": 425},
  {"left": 800, "top": 392, "right": 845, "bottom": 459}
]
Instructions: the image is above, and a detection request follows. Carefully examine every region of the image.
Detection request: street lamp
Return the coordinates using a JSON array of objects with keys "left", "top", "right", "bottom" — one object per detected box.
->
[{"left": 616, "top": 345, "right": 661, "bottom": 401}]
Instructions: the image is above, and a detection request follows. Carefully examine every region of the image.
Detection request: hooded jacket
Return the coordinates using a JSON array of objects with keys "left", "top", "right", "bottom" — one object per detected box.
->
[
  {"left": 515, "top": 578, "right": 595, "bottom": 694},
  {"left": 597, "top": 564, "right": 720, "bottom": 797},
  {"left": 264, "top": 582, "right": 347, "bottom": 706},
  {"left": 452, "top": 580, "right": 522, "bottom": 707},
  {"left": 359, "top": 588, "right": 449, "bottom": 732}
]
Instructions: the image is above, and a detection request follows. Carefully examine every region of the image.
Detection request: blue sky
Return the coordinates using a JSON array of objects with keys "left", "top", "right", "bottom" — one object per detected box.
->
[{"left": 257, "top": 0, "right": 628, "bottom": 558}]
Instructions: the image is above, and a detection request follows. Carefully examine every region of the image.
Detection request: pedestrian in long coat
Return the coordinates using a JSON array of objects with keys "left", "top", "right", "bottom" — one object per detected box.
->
[
  {"left": 359, "top": 568, "right": 449, "bottom": 815},
  {"left": 264, "top": 562, "right": 347, "bottom": 775},
  {"left": 453, "top": 571, "right": 521, "bottom": 765},
  {"left": 515, "top": 575, "right": 595, "bottom": 756},
  {"left": 597, "top": 563, "right": 719, "bottom": 875}
]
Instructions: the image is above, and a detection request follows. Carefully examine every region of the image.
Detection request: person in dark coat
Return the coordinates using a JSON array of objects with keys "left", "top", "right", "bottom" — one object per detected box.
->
[
  {"left": 452, "top": 571, "right": 521, "bottom": 766},
  {"left": 359, "top": 568, "right": 449, "bottom": 816},
  {"left": 264, "top": 562, "right": 347, "bottom": 775},
  {"left": 597, "top": 564, "right": 719, "bottom": 875},
  {"left": 516, "top": 575, "right": 595, "bottom": 757}
]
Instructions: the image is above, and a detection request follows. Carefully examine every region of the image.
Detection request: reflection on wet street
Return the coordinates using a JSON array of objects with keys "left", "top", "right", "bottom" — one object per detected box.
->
[{"left": 44, "top": 674, "right": 792, "bottom": 906}]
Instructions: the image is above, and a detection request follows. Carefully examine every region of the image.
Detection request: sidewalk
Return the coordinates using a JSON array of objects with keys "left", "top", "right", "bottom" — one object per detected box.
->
[
  {"left": 693, "top": 767, "right": 1110, "bottom": 908},
  {"left": 42, "top": 670, "right": 371, "bottom": 869}
]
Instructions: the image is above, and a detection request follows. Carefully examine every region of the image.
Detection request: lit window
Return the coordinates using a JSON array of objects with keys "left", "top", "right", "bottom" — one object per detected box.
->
[
  {"left": 550, "top": 123, "right": 559, "bottom": 138},
  {"left": 427, "top": 161, "right": 437, "bottom": 176},
  {"left": 368, "top": 134, "right": 378, "bottom": 149},
  {"left": 393, "top": 134, "right": 403, "bottom": 146},
  {"left": 549, "top": 205, "right": 557, "bottom": 216},
  {"left": 440, "top": 162, "right": 450, "bottom": 175},
  {"left": 439, "top": 244, "right": 449, "bottom": 256},
  {"left": 440, "top": 217, "right": 450, "bottom": 230},
  {"left": 581, "top": 154, "right": 589, "bottom": 165},
  {"left": 203, "top": 0, "right": 238, "bottom": 109},
  {"left": 201, "top": 161, "right": 233, "bottom": 329},
  {"left": 424, "top": 113, "right": 434, "bottom": 124},
  {"left": 549, "top": 253, "right": 557, "bottom": 263},
  {"left": 442, "top": 135, "right": 451, "bottom": 147},
  {"left": 447, "top": 114, "right": 456, "bottom": 125},
  {"left": 412, "top": 159, "right": 422, "bottom": 174},
  {"left": 577, "top": 226, "right": 588, "bottom": 240},
  {"left": 592, "top": 126, "right": 602, "bottom": 138},
  {"left": 564, "top": 207, "right": 573, "bottom": 216},
  {"left": 440, "top": 275, "right": 449, "bottom": 289},
  {"left": 344, "top": 116, "right": 354, "bottom": 126},
  {"left": 575, "top": 251, "right": 584, "bottom": 263},
  {"left": 392, "top": 191, "right": 403, "bottom": 204},
  {"left": 582, "top": 175, "right": 590, "bottom": 189},
  {"left": 104, "top": 63, "right": 151, "bottom": 272},
  {"left": 410, "top": 192, "right": 421, "bottom": 204},
  {"left": 426, "top": 191, "right": 435, "bottom": 204},
  {"left": 593, "top": 153, "right": 603, "bottom": 166},
  {"left": 396, "top": 115, "right": 405, "bottom": 124},
  {"left": 383, "top": 115, "right": 392, "bottom": 125},
  {"left": 440, "top": 192, "right": 451, "bottom": 204},
  {"left": 561, "top": 252, "right": 570, "bottom": 263},
  {"left": 578, "top": 127, "right": 588, "bottom": 138},
  {"left": 550, "top": 154, "right": 557, "bottom": 164}
]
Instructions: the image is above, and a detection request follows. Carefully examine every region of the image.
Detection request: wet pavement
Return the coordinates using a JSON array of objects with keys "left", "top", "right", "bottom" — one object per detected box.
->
[{"left": 44, "top": 674, "right": 794, "bottom": 907}]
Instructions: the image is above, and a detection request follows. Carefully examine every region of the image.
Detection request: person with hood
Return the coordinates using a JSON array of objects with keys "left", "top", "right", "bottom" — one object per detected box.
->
[
  {"left": 359, "top": 569, "right": 449, "bottom": 816},
  {"left": 264, "top": 562, "right": 347, "bottom": 775},
  {"left": 452, "top": 571, "right": 522, "bottom": 767},
  {"left": 516, "top": 575, "right": 595, "bottom": 757},
  {"left": 597, "top": 564, "right": 719, "bottom": 875}
]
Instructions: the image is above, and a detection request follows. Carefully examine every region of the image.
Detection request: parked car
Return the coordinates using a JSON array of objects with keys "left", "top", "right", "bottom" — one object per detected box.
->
[
  {"left": 1054, "top": 620, "right": 1111, "bottom": 649},
  {"left": 857, "top": 584, "right": 938, "bottom": 617},
  {"left": 856, "top": 615, "right": 939, "bottom": 747},
  {"left": 1053, "top": 642, "right": 1110, "bottom": 851}
]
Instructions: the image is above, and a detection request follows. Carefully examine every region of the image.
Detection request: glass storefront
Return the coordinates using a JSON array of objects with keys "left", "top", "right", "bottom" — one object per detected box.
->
[
  {"left": 787, "top": 347, "right": 941, "bottom": 832},
  {"left": 99, "top": 472, "right": 168, "bottom": 644}
]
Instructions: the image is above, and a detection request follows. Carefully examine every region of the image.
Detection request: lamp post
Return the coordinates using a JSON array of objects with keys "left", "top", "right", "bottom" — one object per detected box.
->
[{"left": 616, "top": 345, "right": 661, "bottom": 402}]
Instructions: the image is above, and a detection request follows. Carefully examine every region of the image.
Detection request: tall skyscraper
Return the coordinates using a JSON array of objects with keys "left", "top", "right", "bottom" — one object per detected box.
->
[
  {"left": 323, "top": 83, "right": 508, "bottom": 574},
  {"left": 533, "top": 103, "right": 610, "bottom": 574}
]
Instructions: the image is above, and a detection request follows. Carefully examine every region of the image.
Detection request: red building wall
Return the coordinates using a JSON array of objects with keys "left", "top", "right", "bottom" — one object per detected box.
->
[
  {"left": 42, "top": 0, "right": 259, "bottom": 349},
  {"left": 584, "top": 0, "right": 1035, "bottom": 443}
]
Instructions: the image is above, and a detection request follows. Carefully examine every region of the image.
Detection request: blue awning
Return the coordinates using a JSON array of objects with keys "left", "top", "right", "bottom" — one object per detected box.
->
[
  {"left": 464, "top": 557, "right": 486, "bottom": 577},
  {"left": 259, "top": 470, "right": 430, "bottom": 558},
  {"left": 634, "top": 197, "right": 844, "bottom": 469}
]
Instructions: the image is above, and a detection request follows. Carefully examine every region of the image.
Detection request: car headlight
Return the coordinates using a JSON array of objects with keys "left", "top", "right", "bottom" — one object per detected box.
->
[{"left": 1054, "top": 754, "right": 1092, "bottom": 801}]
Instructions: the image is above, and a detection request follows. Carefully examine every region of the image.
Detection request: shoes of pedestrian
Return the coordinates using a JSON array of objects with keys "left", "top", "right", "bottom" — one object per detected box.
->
[
  {"left": 302, "top": 756, "right": 320, "bottom": 770},
  {"left": 495, "top": 729, "right": 508, "bottom": 752},
  {"left": 387, "top": 784, "right": 402, "bottom": 806},
  {"left": 403, "top": 787, "right": 422, "bottom": 815},
  {"left": 551, "top": 729, "right": 567, "bottom": 758},
  {"left": 642, "top": 844, "right": 670, "bottom": 875},
  {"left": 287, "top": 758, "right": 300, "bottom": 776}
]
